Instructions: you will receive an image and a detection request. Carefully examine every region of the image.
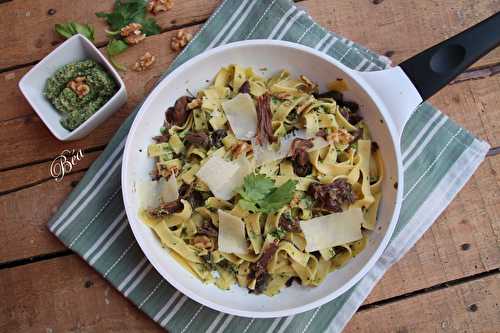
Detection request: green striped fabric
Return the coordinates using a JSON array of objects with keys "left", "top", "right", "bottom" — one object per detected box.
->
[{"left": 48, "top": 1, "right": 490, "bottom": 332}]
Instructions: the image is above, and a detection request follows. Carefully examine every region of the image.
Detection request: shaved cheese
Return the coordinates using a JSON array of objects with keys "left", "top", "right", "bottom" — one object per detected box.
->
[
  {"left": 136, "top": 173, "right": 179, "bottom": 210},
  {"left": 196, "top": 156, "right": 239, "bottom": 200},
  {"left": 160, "top": 173, "right": 179, "bottom": 203},
  {"left": 300, "top": 208, "right": 363, "bottom": 252},
  {"left": 222, "top": 93, "right": 257, "bottom": 140},
  {"left": 218, "top": 209, "right": 248, "bottom": 254},
  {"left": 252, "top": 129, "right": 330, "bottom": 165},
  {"left": 196, "top": 155, "right": 253, "bottom": 200},
  {"left": 137, "top": 180, "right": 161, "bottom": 210}
]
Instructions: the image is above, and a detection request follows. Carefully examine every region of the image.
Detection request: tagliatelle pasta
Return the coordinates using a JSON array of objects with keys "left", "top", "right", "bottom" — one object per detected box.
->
[{"left": 138, "top": 65, "right": 383, "bottom": 295}]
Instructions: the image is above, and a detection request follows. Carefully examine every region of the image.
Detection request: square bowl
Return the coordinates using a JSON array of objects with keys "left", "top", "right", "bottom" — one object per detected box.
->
[{"left": 19, "top": 34, "right": 127, "bottom": 141}]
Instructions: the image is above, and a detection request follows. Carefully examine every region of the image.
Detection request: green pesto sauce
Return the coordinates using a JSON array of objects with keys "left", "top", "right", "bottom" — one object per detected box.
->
[{"left": 43, "top": 59, "right": 117, "bottom": 131}]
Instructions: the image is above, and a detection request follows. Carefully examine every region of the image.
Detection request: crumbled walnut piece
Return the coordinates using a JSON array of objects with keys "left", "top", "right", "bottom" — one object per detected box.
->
[
  {"left": 299, "top": 75, "right": 319, "bottom": 94},
  {"left": 231, "top": 141, "right": 252, "bottom": 158},
  {"left": 187, "top": 97, "right": 202, "bottom": 110},
  {"left": 170, "top": 30, "right": 192, "bottom": 52},
  {"left": 328, "top": 128, "right": 354, "bottom": 145},
  {"left": 147, "top": 0, "right": 173, "bottom": 14},
  {"left": 272, "top": 92, "right": 292, "bottom": 100},
  {"left": 67, "top": 76, "right": 90, "bottom": 97},
  {"left": 193, "top": 235, "right": 214, "bottom": 250},
  {"left": 132, "top": 52, "right": 156, "bottom": 71},
  {"left": 121, "top": 23, "right": 146, "bottom": 45}
]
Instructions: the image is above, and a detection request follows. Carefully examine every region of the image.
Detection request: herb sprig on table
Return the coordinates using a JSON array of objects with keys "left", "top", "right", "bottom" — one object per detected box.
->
[
  {"left": 96, "top": 0, "right": 161, "bottom": 36},
  {"left": 55, "top": 22, "right": 95, "bottom": 41},
  {"left": 95, "top": 0, "right": 161, "bottom": 70},
  {"left": 237, "top": 174, "right": 297, "bottom": 213}
]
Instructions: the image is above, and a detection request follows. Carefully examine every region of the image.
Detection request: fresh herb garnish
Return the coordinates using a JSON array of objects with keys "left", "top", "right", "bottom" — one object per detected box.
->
[
  {"left": 55, "top": 22, "right": 95, "bottom": 41},
  {"left": 105, "top": 39, "right": 129, "bottom": 71},
  {"left": 237, "top": 174, "right": 297, "bottom": 213},
  {"left": 270, "top": 227, "right": 287, "bottom": 240},
  {"left": 96, "top": 0, "right": 161, "bottom": 35}
]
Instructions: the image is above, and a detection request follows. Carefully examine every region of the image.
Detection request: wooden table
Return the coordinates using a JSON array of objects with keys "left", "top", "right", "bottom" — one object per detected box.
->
[{"left": 1, "top": 1, "right": 499, "bottom": 332}]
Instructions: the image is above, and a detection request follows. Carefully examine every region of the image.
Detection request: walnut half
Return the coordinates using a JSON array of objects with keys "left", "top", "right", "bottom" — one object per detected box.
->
[
  {"left": 148, "top": 0, "right": 173, "bottom": 15},
  {"left": 121, "top": 23, "right": 146, "bottom": 45},
  {"left": 67, "top": 76, "right": 90, "bottom": 97},
  {"left": 170, "top": 30, "right": 192, "bottom": 52},
  {"left": 132, "top": 52, "right": 156, "bottom": 71}
]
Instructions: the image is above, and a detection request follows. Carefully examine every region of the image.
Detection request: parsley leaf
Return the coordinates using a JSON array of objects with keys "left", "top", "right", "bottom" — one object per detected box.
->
[
  {"left": 238, "top": 174, "right": 274, "bottom": 202},
  {"left": 106, "top": 39, "right": 129, "bottom": 71},
  {"left": 237, "top": 174, "right": 297, "bottom": 213},
  {"left": 96, "top": 0, "right": 160, "bottom": 35},
  {"left": 55, "top": 22, "right": 95, "bottom": 41},
  {"left": 107, "top": 39, "right": 128, "bottom": 56}
]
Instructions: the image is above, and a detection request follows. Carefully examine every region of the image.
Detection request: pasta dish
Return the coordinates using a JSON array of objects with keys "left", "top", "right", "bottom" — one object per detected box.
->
[{"left": 138, "top": 65, "right": 383, "bottom": 296}]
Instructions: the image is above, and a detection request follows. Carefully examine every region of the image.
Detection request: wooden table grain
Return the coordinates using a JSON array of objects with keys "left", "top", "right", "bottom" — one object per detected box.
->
[{"left": 0, "top": 1, "right": 499, "bottom": 332}]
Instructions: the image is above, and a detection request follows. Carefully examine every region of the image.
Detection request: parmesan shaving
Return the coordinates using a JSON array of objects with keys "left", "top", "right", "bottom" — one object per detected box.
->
[
  {"left": 300, "top": 208, "right": 364, "bottom": 252},
  {"left": 218, "top": 209, "right": 248, "bottom": 254},
  {"left": 222, "top": 93, "right": 258, "bottom": 140},
  {"left": 160, "top": 173, "right": 179, "bottom": 203},
  {"left": 136, "top": 173, "right": 179, "bottom": 210},
  {"left": 196, "top": 155, "right": 253, "bottom": 200}
]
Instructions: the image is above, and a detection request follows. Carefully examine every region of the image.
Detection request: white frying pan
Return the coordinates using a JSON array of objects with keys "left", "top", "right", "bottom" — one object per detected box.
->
[{"left": 122, "top": 13, "right": 500, "bottom": 318}]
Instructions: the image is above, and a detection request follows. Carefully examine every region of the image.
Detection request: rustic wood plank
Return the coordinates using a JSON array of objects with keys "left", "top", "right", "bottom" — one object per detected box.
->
[
  {"left": 365, "top": 154, "right": 500, "bottom": 302},
  {"left": 0, "top": 0, "right": 220, "bottom": 69},
  {"left": 306, "top": 0, "right": 500, "bottom": 68},
  {"left": 1, "top": 0, "right": 499, "bottom": 71},
  {"left": 346, "top": 273, "right": 500, "bottom": 333},
  {"left": 0, "top": 172, "right": 84, "bottom": 260},
  {"left": 0, "top": 255, "right": 162, "bottom": 332},
  {"left": 0, "top": 150, "right": 100, "bottom": 195}
]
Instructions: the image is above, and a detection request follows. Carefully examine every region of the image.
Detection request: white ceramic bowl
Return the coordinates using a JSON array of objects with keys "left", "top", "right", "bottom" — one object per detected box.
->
[
  {"left": 122, "top": 40, "right": 423, "bottom": 318},
  {"left": 19, "top": 34, "right": 127, "bottom": 141}
]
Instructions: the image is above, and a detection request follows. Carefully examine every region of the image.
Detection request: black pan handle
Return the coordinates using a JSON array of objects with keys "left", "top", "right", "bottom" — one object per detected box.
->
[{"left": 400, "top": 12, "right": 500, "bottom": 101}]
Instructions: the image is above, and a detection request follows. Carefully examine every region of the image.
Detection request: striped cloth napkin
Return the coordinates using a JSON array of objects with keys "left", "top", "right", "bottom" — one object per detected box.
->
[{"left": 48, "top": 0, "right": 490, "bottom": 332}]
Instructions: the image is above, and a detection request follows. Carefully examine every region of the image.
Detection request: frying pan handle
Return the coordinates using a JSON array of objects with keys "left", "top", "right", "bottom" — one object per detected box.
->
[{"left": 400, "top": 12, "right": 500, "bottom": 101}]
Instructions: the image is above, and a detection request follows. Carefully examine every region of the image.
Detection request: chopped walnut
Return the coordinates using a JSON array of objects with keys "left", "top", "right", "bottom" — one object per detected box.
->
[
  {"left": 299, "top": 75, "right": 319, "bottom": 94},
  {"left": 187, "top": 97, "right": 202, "bottom": 110},
  {"left": 67, "top": 76, "right": 90, "bottom": 97},
  {"left": 158, "top": 164, "right": 180, "bottom": 178},
  {"left": 328, "top": 128, "right": 354, "bottom": 145},
  {"left": 193, "top": 235, "right": 214, "bottom": 250},
  {"left": 272, "top": 92, "right": 292, "bottom": 100},
  {"left": 148, "top": 0, "right": 173, "bottom": 15},
  {"left": 231, "top": 141, "right": 252, "bottom": 158},
  {"left": 170, "top": 30, "right": 192, "bottom": 52},
  {"left": 132, "top": 52, "right": 156, "bottom": 71},
  {"left": 121, "top": 23, "right": 146, "bottom": 45}
]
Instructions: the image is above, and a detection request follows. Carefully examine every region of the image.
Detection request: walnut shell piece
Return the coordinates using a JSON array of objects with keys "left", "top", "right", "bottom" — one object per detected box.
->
[
  {"left": 170, "top": 29, "right": 193, "bottom": 52},
  {"left": 132, "top": 52, "right": 156, "bottom": 71}
]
